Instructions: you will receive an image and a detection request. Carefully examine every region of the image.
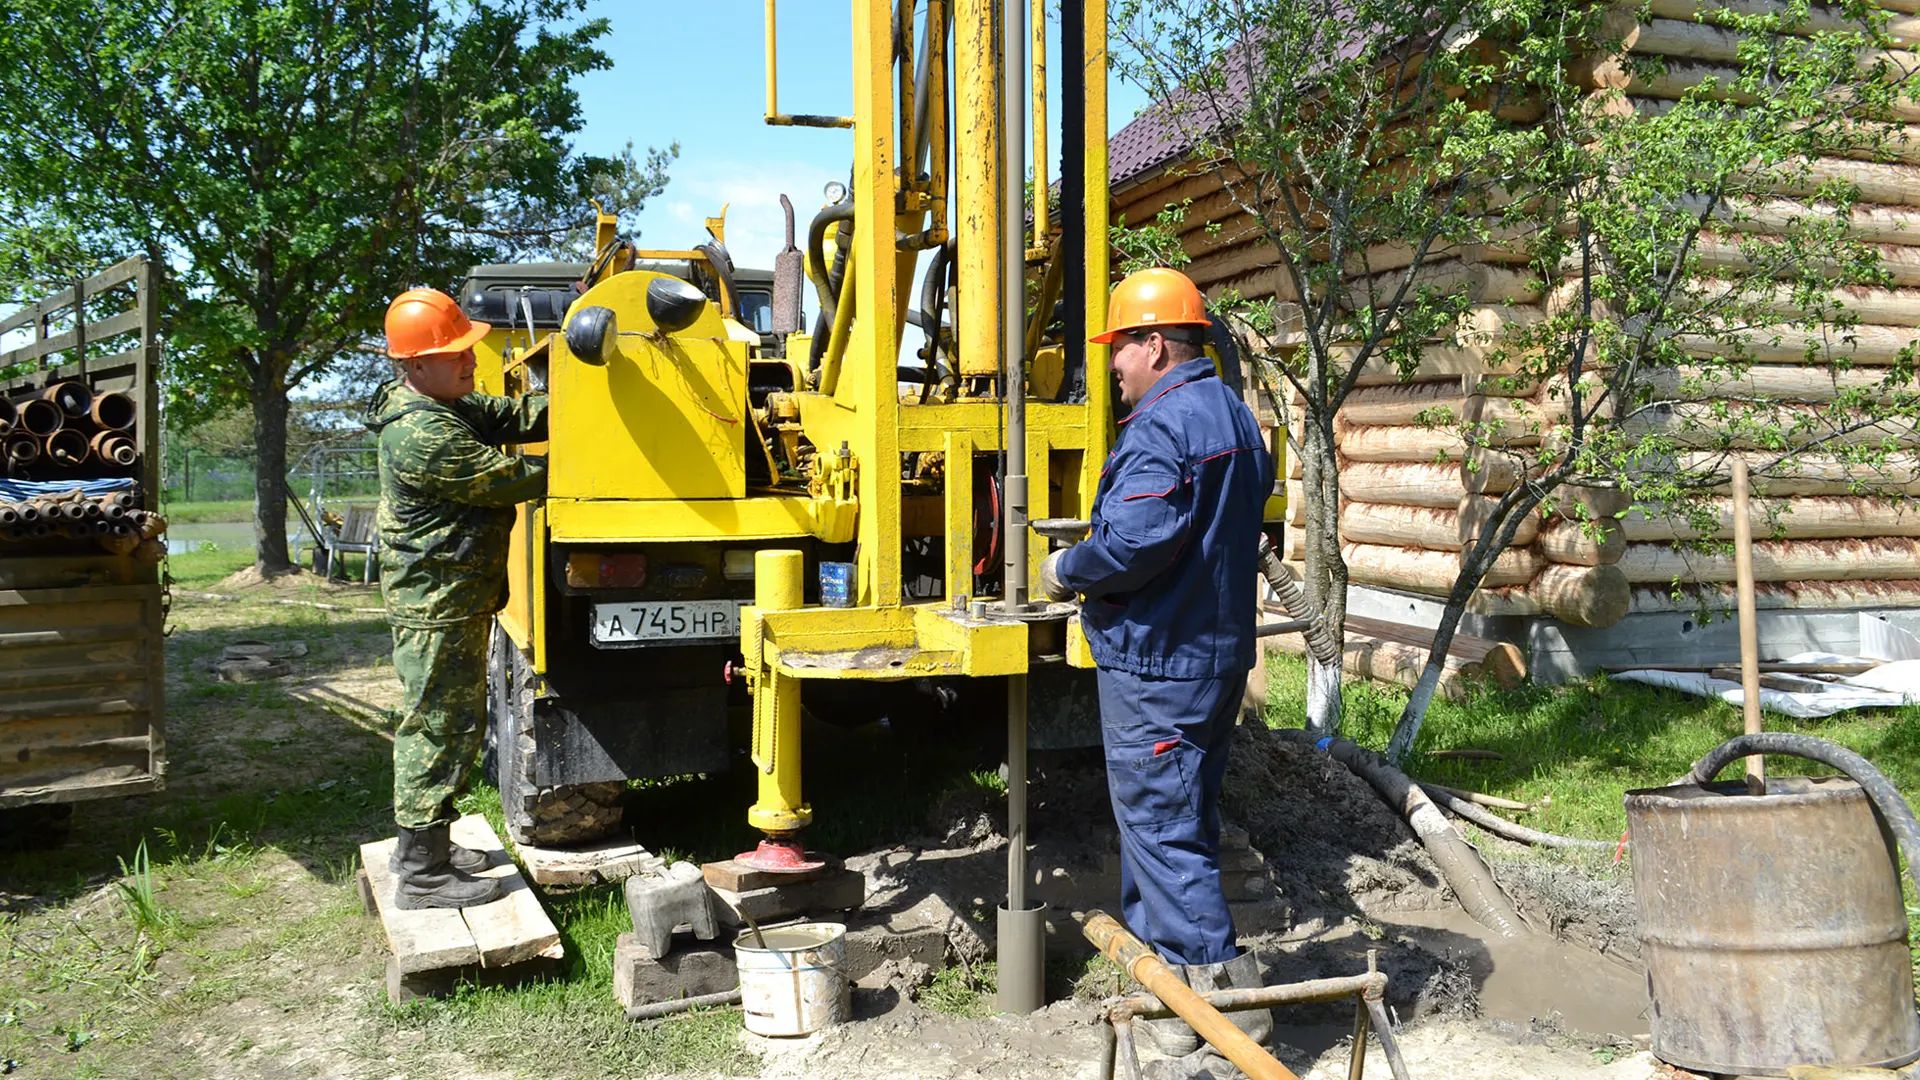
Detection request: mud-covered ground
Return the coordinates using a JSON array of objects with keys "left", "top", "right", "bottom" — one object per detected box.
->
[{"left": 1, "top": 580, "right": 1660, "bottom": 1079}]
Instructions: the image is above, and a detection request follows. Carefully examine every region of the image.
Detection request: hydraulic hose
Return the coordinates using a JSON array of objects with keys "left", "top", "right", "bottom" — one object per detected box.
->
[
  {"left": 918, "top": 240, "right": 954, "bottom": 381},
  {"left": 1421, "top": 783, "right": 1613, "bottom": 850},
  {"left": 1276, "top": 729, "right": 1527, "bottom": 939},
  {"left": 1689, "top": 732, "right": 1920, "bottom": 898},
  {"left": 1257, "top": 535, "right": 1338, "bottom": 666},
  {"left": 694, "top": 241, "right": 739, "bottom": 320},
  {"left": 807, "top": 206, "right": 854, "bottom": 371},
  {"left": 805, "top": 200, "right": 855, "bottom": 314}
]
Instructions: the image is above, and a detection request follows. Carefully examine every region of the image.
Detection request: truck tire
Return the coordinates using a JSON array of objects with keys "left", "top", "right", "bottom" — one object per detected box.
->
[{"left": 488, "top": 625, "right": 625, "bottom": 848}]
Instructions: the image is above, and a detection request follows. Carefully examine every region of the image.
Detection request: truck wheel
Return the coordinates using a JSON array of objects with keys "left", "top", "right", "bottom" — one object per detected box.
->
[{"left": 488, "top": 626, "right": 625, "bottom": 848}]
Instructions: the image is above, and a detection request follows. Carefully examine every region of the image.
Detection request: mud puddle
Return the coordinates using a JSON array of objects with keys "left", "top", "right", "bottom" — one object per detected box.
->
[{"left": 1379, "top": 907, "right": 1649, "bottom": 1039}]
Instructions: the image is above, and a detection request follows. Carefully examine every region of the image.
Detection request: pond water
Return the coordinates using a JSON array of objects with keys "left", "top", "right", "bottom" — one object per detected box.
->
[{"left": 165, "top": 520, "right": 297, "bottom": 554}]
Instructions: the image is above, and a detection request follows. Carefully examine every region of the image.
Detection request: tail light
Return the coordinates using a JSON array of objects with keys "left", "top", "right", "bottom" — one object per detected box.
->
[{"left": 566, "top": 551, "right": 648, "bottom": 588}]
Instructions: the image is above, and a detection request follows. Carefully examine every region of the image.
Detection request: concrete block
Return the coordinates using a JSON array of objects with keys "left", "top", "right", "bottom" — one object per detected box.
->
[
  {"left": 841, "top": 918, "right": 947, "bottom": 989},
  {"left": 624, "top": 861, "right": 718, "bottom": 959},
  {"left": 708, "top": 866, "right": 865, "bottom": 927},
  {"left": 611, "top": 934, "right": 739, "bottom": 1008}
]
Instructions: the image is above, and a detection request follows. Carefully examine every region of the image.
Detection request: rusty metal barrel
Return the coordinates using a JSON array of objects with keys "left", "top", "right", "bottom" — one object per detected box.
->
[{"left": 1626, "top": 776, "right": 1920, "bottom": 1075}]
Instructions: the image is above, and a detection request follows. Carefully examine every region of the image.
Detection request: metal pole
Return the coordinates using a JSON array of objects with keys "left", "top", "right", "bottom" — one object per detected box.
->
[
  {"left": 1733, "top": 457, "right": 1764, "bottom": 794},
  {"left": 1085, "top": 912, "right": 1301, "bottom": 1080},
  {"left": 996, "top": 0, "right": 1044, "bottom": 1017}
]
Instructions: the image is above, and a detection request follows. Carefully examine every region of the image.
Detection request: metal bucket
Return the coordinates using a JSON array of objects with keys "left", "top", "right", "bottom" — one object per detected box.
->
[
  {"left": 734, "top": 922, "right": 851, "bottom": 1037},
  {"left": 1626, "top": 776, "right": 1920, "bottom": 1075}
]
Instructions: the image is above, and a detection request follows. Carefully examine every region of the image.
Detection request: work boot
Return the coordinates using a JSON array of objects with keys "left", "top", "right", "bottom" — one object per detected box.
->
[
  {"left": 1141, "top": 951, "right": 1274, "bottom": 1067},
  {"left": 392, "top": 824, "right": 505, "bottom": 910},
  {"left": 389, "top": 837, "right": 491, "bottom": 875}
]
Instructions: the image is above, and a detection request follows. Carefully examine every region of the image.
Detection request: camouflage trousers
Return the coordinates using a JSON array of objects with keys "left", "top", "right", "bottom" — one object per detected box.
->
[{"left": 390, "top": 616, "right": 491, "bottom": 829}]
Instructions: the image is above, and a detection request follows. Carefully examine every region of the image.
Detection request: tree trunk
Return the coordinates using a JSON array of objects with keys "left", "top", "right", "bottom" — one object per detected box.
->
[
  {"left": 1300, "top": 409, "right": 1346, "bottom": 737},
  {"left": 251, "top": 361, "right": 293, "bottom": 574},
  {"left": 1386, "top": 484, "right": 1547, "bottom": 764}
]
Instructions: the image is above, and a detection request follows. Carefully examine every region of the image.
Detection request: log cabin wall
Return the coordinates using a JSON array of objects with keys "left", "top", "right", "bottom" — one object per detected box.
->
[{"left": 1107, "top": 0, "right": 1920, "bottom": 675}]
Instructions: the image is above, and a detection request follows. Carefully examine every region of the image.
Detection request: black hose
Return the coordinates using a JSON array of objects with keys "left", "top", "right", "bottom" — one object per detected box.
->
[
  {"left": 1422, "top": 783, "right": 1613, "bottom": 850},
  {"left": 807, "top": 207, "right": 854, "bottom": 371},
  {"left": 805, "top": 200, "right": 856, "bottom": 314},
  {"left": 918, "top": 240, "right": 954, "bottom": 381},
  {"left": 1690, "top": 732, "right": 1920, "bottom": 898},
  {"left": 694, "top": 241, "right": 738, "bottom": 320}
]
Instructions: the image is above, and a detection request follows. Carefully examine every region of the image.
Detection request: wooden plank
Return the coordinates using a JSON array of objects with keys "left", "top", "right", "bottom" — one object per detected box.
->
[
  {"left": 0, "top": 774, "right": 156, "bottom": 809},
  {"left": 0, "top": 584, "right": 158, "bottom": 607},
  {"left": 449, "top": 815, "right": 563, "bottom": 968},
  {"left": 359, "top": 835, "right": 481, "bottom": 974},
  {"left": 0, "top": 661, "right": 144, "bottom": 692},
  {"left": 82, "top": 256, "right": 145, "bottom": 297},
  {"left": 518, "top": 835, "right": 664, "bottom": 887}
]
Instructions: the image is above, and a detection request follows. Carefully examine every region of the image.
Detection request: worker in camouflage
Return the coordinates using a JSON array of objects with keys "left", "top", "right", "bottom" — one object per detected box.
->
[{"left": 364, "top": 286, "right": 548, "bottom": 911}]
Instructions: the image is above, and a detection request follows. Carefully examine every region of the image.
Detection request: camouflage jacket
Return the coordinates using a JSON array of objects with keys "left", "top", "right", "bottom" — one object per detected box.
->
[{"left": 364, "top": 380, "right": 548, "bottom": 628}]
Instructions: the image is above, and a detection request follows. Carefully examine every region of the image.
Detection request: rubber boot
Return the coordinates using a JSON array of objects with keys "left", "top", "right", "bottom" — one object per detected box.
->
[
  {"left": 1183, "top": 950, "right": 1275, "bottom": 1079},
  {"left": 390, "top": 838, "right": 490, "bottom": 875},
  {"left": 393, "top": 824, "right": 504, "bottom": 910},
  {"left": 1142, "top": 951, "right": 1274, "bottom": 1075},
  {"left": 1138, "top": 963, "right": 1202, "bottom": 1058}
]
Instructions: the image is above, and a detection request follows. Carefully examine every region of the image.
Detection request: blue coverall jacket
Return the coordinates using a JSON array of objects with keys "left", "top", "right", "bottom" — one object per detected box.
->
[
  {"left": 1057, "top": 357, "right": 1271, "bottom": 676},
  {"left": 1053, "top": 356, "right": 1271, "bottom": 967}
]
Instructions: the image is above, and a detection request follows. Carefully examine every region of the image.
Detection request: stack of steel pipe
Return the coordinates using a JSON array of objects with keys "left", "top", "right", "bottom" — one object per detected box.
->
[
  {"left": 0, "top": 487, "right": 161, "bottom": 554},
  {"left": 0, "top": 382, "right": 139, "bottom": 478}
]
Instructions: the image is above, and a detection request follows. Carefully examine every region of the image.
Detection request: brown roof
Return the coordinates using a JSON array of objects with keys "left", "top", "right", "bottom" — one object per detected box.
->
[{"left": 1107, "top": 19, "right": 1419, "bottom": 191}]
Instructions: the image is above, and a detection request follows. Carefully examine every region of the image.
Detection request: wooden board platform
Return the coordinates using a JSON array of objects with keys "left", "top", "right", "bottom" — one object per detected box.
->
[{"left": 357, "top": 814, "right": 563, "bottom": 1002}]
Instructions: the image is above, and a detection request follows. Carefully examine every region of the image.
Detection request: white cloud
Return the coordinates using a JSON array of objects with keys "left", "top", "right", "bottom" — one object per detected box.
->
[{"left": 639, "top": 159, "right": 843, "bottom": 277}]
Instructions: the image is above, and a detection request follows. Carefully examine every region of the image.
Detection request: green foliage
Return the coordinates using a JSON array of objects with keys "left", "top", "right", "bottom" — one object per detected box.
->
[
  {"left": 1111, "top": 201, "right": 1195, "bottom": 273},
  {"left": 0, "top": 0, "right": 674, "bottom": 567},
  {"left": 920, "top": 960, "right": 998, "bottom": 1018},
  {"left": 1113, "top": 0, "right": 1919, "bottom": 756}
]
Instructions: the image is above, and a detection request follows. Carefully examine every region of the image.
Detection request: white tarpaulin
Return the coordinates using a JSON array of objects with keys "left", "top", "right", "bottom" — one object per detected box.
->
[{"left": 1611, "top": 634, "right": 1920, "bottom": 719}]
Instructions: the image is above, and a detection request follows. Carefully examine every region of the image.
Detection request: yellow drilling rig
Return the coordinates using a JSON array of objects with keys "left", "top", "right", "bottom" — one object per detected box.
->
[{"left": 470, "top": 0, "right": 1281, "bottom": 1010}]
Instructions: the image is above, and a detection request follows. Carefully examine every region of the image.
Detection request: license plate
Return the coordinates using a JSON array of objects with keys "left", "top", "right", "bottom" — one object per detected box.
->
[{"left": 591, "top": 600, "right": 743, "bottom": 647}]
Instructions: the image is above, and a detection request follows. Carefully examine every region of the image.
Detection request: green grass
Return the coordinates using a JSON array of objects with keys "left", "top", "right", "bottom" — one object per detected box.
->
[
  {"left": 165, "top": 545, "right": 257, "bottom": 589},
  {"left": 1259, "top": 651, "right": 1920, "bottom": 841},
  {"left": 160, "top": 500, "right": 258, "bottom": 524}
]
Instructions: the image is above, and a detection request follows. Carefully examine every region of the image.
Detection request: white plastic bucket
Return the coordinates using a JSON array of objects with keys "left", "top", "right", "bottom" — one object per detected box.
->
[{"left": 734, "top": 922, "right": 851, "bottom": 1037}]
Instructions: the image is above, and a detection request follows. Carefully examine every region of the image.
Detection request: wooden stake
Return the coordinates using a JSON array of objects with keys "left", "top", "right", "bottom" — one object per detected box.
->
[{"left": 1732, "top": 458, "right": 1765, "bottom": 794}]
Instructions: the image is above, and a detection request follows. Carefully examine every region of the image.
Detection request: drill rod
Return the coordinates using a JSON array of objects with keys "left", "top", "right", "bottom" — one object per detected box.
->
[{"left": 1082, "top": 912, "right": 1301, "bottom": 1080}]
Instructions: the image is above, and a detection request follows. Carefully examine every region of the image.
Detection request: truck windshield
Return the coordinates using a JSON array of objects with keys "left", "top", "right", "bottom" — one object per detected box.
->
[{"left": 737, "top": 289, "right": 774, "bottom": 334}]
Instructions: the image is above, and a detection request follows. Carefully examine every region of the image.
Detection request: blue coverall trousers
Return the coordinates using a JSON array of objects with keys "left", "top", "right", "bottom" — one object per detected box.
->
[{"left": 1097, "top": 667, "right": 1246, "bottom": 967}]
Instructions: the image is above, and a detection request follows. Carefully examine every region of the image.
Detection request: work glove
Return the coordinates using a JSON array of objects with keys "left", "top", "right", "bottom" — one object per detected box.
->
[{"left": 1038, "top": 550, "right": 1075, "bottom": 601}]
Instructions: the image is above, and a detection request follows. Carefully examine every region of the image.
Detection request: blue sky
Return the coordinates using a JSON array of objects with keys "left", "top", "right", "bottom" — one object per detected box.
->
[{"left": 570, "top": 1, "right": 1153, "bottom": 281}]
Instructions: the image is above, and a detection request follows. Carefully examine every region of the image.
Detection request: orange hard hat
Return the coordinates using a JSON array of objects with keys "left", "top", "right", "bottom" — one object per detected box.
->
[
  {"left": 1089, "top": 267, "right": 1209, "bottom": 344},
  {"left": 385, "top": 287, "right": 490, "bottom": 360}
]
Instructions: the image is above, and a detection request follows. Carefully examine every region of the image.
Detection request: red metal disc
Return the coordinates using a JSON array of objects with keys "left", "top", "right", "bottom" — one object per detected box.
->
[{"left": 734, "top": 837, "right": 826, "bottom": 873}]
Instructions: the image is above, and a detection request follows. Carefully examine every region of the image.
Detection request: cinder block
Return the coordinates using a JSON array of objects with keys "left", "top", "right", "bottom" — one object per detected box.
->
[
  {"left": 841, "top": 919, "right": 947, "bottom": 988},
  {"left": 624, "top": 861, "right": 718, "bottom": 959},
  {"left": 708, "top": 866, "right": 865, "bottom": 927},
  {"left": 611, "top": 934, "right": 739, "bottom": 1008}
]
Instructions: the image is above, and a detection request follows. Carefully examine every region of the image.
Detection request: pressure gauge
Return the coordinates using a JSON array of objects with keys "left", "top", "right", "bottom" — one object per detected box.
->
[{"left": 823, "top": 180, "right": 848, "bottom": 205}]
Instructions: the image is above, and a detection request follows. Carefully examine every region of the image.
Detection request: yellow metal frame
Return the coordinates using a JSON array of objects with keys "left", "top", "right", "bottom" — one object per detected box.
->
[{"left": 508, "top": 0, "right": 1123, "bottom": 835}]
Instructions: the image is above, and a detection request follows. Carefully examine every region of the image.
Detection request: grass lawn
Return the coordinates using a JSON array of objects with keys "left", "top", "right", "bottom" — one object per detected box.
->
[
  {"left": 1259, "top": 651, "right": 1920, "bottom": 842},
  {"left": 160, "top": 499, "right": 256, "bottom": 524}
]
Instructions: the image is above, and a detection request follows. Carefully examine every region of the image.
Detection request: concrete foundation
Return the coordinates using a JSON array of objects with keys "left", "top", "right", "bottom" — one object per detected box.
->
[{"left": 1346, "top": 583, "right": 1920, "bottom": 684}]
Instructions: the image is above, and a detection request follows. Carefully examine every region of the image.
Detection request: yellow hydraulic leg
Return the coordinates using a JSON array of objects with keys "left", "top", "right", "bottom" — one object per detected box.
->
[{"left": 741, "top": 548, "right": 821, "bottom": 871}]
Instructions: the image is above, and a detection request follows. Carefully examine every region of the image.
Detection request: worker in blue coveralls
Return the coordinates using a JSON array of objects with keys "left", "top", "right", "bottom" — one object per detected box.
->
[{"left": 1040, "top": 267, "right": 1274, "bottom": 1068}]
